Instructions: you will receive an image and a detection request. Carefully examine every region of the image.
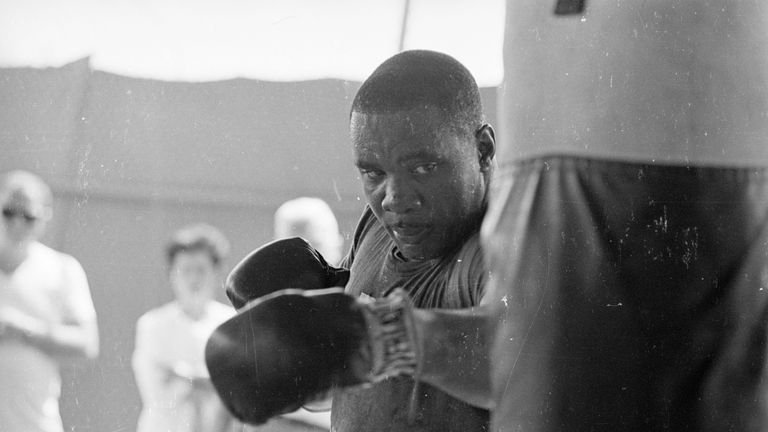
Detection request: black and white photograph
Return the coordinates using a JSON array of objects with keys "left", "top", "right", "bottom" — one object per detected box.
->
[{"left": 1, "top": 1, "right": 767, "bottom": 431}]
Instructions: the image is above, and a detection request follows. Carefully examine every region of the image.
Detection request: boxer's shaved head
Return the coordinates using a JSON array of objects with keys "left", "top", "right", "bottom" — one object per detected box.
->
[
  {"left": 351, "top": 50, "right": 484, "bottom": 137},
  {"left": 350, "top": 50, "right": 495, "bottom": 261}
]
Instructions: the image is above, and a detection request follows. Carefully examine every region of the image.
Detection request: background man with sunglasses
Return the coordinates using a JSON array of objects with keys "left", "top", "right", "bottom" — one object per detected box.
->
[{"left": 0, "top": 170, "right": 99, "bottom": 432}]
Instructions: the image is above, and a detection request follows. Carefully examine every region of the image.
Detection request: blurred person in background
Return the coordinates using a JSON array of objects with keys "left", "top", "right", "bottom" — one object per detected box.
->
[
  {"left": 243, "top": 197, "right": 344, "bottom": 432},
  {"left": 0, "top": 170, "right": 99, "bottom": 432},
  {"left": 274, "top": 197, "right": 344, "bottom": 266},
  {"left": 132, "top": 223, "right": 235, "bottom": 432}
]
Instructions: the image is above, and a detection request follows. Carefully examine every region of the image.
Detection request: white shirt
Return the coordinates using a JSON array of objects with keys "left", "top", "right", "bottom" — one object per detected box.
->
[
  {"left": 0, "top": 242, "right": 97, "bottom": 432},
  {"left": 132, "top": 300, "right": 235, "bottom": 432}
]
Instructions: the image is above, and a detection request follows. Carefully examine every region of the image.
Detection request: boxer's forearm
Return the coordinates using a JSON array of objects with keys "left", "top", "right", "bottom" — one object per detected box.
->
[{"left": 412, "top": 306, "right": 495, "bottom": 409}]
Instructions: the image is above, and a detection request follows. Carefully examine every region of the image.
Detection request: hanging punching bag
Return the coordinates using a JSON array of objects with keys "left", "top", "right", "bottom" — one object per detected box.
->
[{"left": 484, "top": 1, "right": 768, "bottom": 430}]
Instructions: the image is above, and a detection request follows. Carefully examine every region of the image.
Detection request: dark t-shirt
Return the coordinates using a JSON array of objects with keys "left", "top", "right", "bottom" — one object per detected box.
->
[{"left": 331, "top": 207, "right": 489, "bottom": 432}]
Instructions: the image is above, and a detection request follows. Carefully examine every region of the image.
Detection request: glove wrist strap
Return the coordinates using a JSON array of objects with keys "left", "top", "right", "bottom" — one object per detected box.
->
[{"left": 359, "top": 289, "right": 419, "bottom": 382}]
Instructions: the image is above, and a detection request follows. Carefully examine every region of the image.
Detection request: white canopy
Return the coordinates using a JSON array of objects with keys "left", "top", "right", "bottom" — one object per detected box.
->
[{"left": 0, "top": 0, "right": 505, "bottom": 86}]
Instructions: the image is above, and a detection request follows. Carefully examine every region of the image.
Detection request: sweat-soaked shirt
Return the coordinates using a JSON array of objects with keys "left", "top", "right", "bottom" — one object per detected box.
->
[{"left": 331, "top": 207, "right": 489, "bottom": 432}]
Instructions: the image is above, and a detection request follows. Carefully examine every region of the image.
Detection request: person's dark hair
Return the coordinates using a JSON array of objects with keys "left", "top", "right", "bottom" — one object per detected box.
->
[
  {"left": 165, "top": 223, "right": 230, "bottom": 267},
  {"left": 351, "top": 50, "right": 485, "bottom": 137}
]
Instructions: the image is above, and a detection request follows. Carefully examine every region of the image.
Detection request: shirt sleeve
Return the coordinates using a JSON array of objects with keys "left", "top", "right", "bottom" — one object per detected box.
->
[
  {"left": 58, "top": 254, "right": 97, "bottom": 325},
  {"left": 455, "top": 233, "right": 488, "bottom": 307},
  {"left": 340, "top": 206, "right": 375, "bottom": 272}
]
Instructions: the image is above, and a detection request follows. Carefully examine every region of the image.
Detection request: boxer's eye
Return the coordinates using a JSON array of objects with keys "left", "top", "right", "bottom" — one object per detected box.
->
[
  {"left": 360, "top": 168, "right": 385, "bottom": 181},
  {"left": 411, "top": 163, "right": 437, "bottom": 176}
]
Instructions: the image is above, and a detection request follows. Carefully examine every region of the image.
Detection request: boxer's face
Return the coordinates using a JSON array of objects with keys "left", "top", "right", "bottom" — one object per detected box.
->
[{"left": 352, "top": 106, "right": 493, "bottom": 261}]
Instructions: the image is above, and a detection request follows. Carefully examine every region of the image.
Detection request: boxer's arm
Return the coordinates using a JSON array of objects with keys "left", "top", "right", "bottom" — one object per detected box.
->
[
  {"left": 412, "top": 306, "right": 496, "bottom": 409},
  {"left": 205, "top": 288, "right": 494, "bottom": 425}
]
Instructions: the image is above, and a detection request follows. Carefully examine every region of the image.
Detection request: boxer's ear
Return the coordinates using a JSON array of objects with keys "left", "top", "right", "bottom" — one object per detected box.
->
[{"left": 475, "top": 124, "right": 496, "bottom": 172}]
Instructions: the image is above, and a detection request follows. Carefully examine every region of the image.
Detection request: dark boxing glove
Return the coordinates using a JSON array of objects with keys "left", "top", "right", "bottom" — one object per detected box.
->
[
  {"left": 225, "top": 237, "right": 350, "bottom": 310},
  {"left": 205, "top": 287, "right": 419, "bottom": 425}
]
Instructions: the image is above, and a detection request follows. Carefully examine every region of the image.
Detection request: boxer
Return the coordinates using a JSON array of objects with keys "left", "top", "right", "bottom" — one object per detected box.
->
[{"left": 208, "top": 50, "right": 495, "bottom": 432}]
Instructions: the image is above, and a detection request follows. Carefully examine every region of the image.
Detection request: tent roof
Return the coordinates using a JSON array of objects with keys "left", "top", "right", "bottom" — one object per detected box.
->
[{"left": 0, "top": 0, "right": 505, "bottom": 86}]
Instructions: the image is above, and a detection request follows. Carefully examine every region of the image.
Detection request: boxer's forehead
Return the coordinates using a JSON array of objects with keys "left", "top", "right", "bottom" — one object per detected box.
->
[{"left": 351, "top": 106, "right": 461, "bottom": 162}]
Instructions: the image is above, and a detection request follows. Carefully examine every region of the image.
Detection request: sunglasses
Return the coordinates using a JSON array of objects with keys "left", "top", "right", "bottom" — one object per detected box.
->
[{"left": 2, "top": 207, "right": 42, "bottom": 223}]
